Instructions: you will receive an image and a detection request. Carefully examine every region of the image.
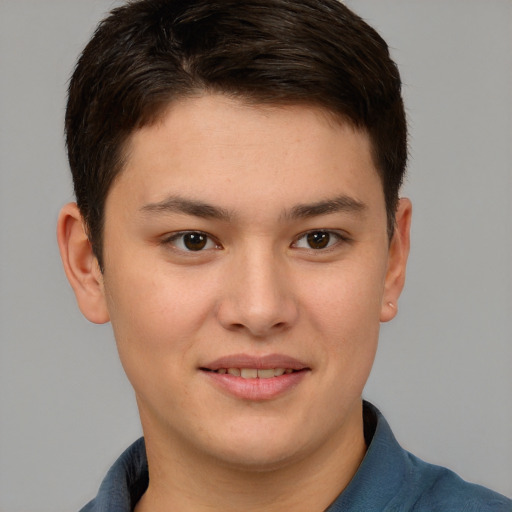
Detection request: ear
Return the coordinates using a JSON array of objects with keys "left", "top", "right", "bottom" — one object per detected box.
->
[
  {"left": 57, "top": 203, "right": 110, "bottom": 324},
  {"left": 380, "top": 198, "right": 412, "bottom": 323}
]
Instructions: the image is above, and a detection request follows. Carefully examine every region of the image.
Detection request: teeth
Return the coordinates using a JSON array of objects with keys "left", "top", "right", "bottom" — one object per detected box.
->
[
  {"left": 219, "top": 368, "right": 293, "bottom": 378},
  {"left": 241, "top": 368, "right": 258, "bottom": 378},
  {"left": 257, "top": 369, "right": 275, "bottom": 379}
]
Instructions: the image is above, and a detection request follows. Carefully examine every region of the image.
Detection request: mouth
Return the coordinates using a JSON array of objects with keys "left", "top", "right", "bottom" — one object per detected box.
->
[
  {"left": 201, "top": 367, "right": 301, "bottom": 379},
  {"left": 199, "top": 354, "right": 310, "bottom": 400}
]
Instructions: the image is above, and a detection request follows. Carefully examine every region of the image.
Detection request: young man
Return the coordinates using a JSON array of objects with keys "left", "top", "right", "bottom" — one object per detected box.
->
[{"left": 57, "top": 1, "right": 511, "bottom": 510}]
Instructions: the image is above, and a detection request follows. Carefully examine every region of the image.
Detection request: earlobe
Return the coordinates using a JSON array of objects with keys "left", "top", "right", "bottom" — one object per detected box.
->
[
  {"left": 56, "top": 203, "right": 110, "bottom": 324},
  {"left": 380, "top": 198, "right": 412, "bottom": 323}
]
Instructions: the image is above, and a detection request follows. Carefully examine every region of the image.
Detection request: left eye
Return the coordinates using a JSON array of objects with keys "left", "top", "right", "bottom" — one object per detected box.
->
[
  {"left": 165, "top": 231, "right": 218, "bottom": 252},
  {"left": 293, "top": 231, "right": 342, "bottom": 250}
]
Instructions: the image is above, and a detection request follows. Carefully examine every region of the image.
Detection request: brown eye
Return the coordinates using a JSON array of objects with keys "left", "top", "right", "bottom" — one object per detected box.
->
[
  {"left": 293, "top": 230, "right": 345, "bottom": 251},
  {"left": 183, "top": 232, "right": 208, "bottom": 251},
  {"left": 165, "top": 231, "right": 218, "bottom": 252},
  {"left": 306, "top": 231, "right": 330, "bottom": 249}
]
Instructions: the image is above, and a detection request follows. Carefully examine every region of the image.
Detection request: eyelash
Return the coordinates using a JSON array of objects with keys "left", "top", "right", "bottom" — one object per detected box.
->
[{"left": 162, "top": 229, "right": 349, "bottom": 253}]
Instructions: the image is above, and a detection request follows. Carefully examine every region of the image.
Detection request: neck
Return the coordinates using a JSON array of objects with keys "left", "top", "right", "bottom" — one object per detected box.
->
[{"left": 135, "top": 400, "right": 367, "bottom": 512}]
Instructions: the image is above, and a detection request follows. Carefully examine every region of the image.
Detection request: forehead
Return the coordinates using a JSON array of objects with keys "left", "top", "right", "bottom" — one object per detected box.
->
[{"left": 111, "top": 94, "right": 384, "bottom": 220}]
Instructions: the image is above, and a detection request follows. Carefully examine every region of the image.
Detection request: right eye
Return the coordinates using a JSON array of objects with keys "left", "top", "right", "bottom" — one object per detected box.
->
[{"left": 163, "top": 231, "right": 220, "bottom": 252}]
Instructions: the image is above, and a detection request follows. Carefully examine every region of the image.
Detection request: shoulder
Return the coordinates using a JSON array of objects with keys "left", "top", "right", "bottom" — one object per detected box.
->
[
  {"left": 334, "top": 403, "right": 512, "bottom": 512},
  {"left": 401, "top": 451, "right": 512, "bottom": 512}
]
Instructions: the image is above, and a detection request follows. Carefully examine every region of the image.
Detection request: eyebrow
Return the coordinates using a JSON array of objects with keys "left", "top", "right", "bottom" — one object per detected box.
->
[
  {"left": 141, "top": 196, "right": 232, "bottom": 221},
  {"left": 140, "top": 194, "right": 366, "bottom": 222},
  {"left": 285, "top": 195, "right": 367, "bottom": 220}
]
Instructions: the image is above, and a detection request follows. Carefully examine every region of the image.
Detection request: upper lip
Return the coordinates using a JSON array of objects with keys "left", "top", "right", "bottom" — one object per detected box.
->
[{"left": 201, "top": 353, "right": 310, "bottom": 371}]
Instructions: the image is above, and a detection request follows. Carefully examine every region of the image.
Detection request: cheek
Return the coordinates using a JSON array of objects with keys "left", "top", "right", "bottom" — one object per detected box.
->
[
  {"left": 301, "top": 257, "right": 386, "bottom": 380},
  {"left": 304, "top": 258, "right": 386, "bottom": 334},
  {"left": 104, "top": 264, "right": 217, "bottom": 372}
]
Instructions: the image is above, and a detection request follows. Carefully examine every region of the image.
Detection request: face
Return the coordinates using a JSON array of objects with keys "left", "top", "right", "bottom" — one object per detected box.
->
[{"left": 95, "top": 94, "right": 408, "bottom": 470}]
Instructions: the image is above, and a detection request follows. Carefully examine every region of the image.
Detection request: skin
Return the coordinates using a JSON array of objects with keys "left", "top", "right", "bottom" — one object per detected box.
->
[{"left": 58, "top": 94, "right": 411, "bottom": 512}]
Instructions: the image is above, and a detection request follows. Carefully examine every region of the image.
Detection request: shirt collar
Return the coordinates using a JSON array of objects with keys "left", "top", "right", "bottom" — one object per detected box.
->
[
  {"left": 81, "top": 437, "right": 148, "bottom": 512},
  {"left": 327, "top": 401, "right": 408, "bottom": 510}
]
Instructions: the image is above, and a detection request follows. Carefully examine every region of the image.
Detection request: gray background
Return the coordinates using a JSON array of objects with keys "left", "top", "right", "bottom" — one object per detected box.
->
[{"left": 0, "top": 1, "right": 510, "bottom": 510}]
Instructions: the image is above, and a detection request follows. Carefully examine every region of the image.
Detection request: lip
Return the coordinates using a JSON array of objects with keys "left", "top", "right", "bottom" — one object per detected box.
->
[
  {"left": 202, "top": 353, "right": 309, "bottom": 371},
  {"left": 200, "top": 353, "right": 311, "bottom": 401}
]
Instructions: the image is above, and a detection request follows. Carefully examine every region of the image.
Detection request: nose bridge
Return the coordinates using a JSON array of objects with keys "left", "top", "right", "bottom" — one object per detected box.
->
[{"left": 217, "top": 240, "right": 298, "bottom": 336}]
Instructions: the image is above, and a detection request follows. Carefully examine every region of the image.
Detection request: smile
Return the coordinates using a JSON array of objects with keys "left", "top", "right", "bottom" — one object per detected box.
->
[
  {"left": 205, "top": 368, "right": 296, "bottom": 378},
  {"left": 200, "top": 355, "right": 310, "bottom": 400}
]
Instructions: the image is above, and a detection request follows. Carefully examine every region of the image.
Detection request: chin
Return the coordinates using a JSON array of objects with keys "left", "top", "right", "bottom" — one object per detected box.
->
[
  {"left": 215, "top": 445, "right": 305, "bottom": 473},
  {"left": 204, "top": 424, "right": 315, "bottom": 472}
]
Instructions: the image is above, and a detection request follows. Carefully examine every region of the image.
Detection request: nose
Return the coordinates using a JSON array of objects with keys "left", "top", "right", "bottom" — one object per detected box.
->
[{"left": 216, "top": 247, "right": 299, "bottom": 338}]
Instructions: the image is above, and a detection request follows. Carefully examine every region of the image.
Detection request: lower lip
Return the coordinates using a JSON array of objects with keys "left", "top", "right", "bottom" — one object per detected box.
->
[{"left": 202, "top": 370, "right": 309, "bottom": 401}]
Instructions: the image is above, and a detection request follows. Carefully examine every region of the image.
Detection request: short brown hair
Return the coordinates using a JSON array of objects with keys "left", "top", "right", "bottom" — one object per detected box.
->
[{"left": 66, "top": 0, "right": 407, "bottom": 269}]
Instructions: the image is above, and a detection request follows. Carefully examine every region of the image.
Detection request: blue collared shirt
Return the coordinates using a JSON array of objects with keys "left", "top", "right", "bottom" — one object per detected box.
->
[{"left": 80, "top": 403, "right": 511, "bottom": 511}]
